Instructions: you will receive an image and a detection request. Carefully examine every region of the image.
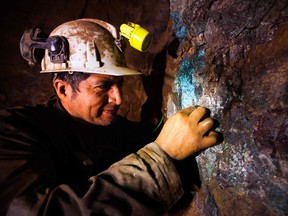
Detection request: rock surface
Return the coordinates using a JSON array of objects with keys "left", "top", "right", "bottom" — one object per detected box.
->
[{"left": 166, "top": 0, "right": 288, "bottom": 215}]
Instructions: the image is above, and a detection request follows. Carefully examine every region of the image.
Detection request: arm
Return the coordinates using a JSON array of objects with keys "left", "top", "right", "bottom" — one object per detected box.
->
[
  {"left": 39, "top": 106, "right": 220, "bottom": 215},
  {"left": 3, "top": 106, "right": 220, "bottom": 215},
  {"left": 43, "top": 143, "right": 182, "bottom": 215}
]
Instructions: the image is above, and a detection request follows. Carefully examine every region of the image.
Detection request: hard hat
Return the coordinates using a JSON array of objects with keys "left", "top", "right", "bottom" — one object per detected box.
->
[{"left": 41, "top": 18, "right": 141, "bottom": 76}]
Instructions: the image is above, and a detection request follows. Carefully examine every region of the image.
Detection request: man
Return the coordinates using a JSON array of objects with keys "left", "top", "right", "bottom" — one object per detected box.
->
[{"left": 0, "top": 19, "right": 220, "bottom": 215}]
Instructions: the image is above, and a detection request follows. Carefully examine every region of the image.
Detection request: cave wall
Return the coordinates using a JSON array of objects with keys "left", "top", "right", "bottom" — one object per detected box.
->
[
  {"left": 166, "top": 0, "right": 288, "bottom": 215},
  {"left": 0, "top": 0, "right": 287, "bottom": 215}
]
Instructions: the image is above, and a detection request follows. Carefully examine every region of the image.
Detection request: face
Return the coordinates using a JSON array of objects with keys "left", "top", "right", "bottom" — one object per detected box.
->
[{"left": 62, "top": 74, "right": 123, "bottom": 126}]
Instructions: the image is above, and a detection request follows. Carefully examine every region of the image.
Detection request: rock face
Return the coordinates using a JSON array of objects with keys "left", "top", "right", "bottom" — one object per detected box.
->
[
  {"left": 166, "top": 0, "right": 288, "bottom": 215},
  {"left": 0, "top": 0, "right": 287, "bottom": 215}
]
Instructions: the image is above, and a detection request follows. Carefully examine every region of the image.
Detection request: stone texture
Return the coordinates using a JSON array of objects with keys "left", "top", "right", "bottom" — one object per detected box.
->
[{"left": 166, "top": 0, "right": 288, "bottom": 215}]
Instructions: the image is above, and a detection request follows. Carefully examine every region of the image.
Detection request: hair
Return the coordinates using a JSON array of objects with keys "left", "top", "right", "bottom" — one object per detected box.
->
[{"left": 52, "top": 72, "right": 91, "bottom": 94}]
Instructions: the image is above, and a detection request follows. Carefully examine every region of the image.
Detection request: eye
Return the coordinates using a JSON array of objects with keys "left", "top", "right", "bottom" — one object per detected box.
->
[
  {"left": 116, "top": 80, "right": 124, "bottom": 87},
  {"left": 94, "top": 79, "right": 123, "bottom": 94},
  {"left": 95, "top": 83, "right": 113, "bottom": 91},
  {"left": 97, "top": 85, "right": 109, "bottom": 90}
]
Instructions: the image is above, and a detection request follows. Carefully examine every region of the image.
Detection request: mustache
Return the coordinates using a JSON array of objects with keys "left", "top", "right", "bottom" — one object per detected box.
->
[{"left": 102, "top": 103, "right": 119, "bottom": 112}]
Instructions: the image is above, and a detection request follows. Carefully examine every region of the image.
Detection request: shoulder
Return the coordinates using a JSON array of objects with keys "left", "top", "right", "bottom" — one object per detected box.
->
[
  {"left": 0, "top": 100, "right": 67, "bottom": 135},
  {"left": 0, "top": 104, "right": 53, "bottom": 124},
  {"left": 0, "top": 105, "right": 46, "bottom": 129}
]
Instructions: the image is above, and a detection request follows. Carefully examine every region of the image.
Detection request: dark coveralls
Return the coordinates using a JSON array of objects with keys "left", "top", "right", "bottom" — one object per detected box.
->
[{"left": 0, "top": 99, "right": 183, "bottom": 215}]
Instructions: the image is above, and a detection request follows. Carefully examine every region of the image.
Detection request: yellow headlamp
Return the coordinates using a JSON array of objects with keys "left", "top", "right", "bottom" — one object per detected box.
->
[{"left": 120, "top": 22, "right": 153, "bottom": 52}]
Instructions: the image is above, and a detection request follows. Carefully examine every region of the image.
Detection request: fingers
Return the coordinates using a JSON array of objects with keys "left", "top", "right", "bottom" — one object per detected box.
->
[
  {"left": 178, "top": 106, "right": 198, "bottom": 116},
  {"left": 178, "top": 106, "right": 219, "bottom": 140},
  {"left": 189, "top": 107, "right": 207, "bottom": 123},
  {"left": 198, "top": 117, "right": 214, "bottom": 133},
  {"left": 202, "top": 131, "right": 219, "bottom": 149}
]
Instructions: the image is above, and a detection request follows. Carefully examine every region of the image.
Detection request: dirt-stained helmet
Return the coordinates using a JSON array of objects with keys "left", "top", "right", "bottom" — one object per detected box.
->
[{"left": 40, "top": 18, "right": 141, "bottom": 76}]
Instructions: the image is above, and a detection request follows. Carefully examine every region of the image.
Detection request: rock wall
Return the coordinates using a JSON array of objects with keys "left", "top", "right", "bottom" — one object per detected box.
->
[{"left": 166, "top": 0, "right": 288, "bottom": 215}]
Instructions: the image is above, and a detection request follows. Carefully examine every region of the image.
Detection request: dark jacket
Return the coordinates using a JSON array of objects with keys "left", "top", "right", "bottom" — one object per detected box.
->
[{"left": 0, "top": 99, "right": 182, "bottom": 215}]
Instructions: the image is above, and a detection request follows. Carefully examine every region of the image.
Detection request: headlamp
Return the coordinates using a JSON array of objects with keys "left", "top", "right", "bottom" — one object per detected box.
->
[
  {"left": 20, "top": 28, "right": 69, "bottom": 65},
  {"left": 120, "top": 22, "right": 153, "bottom": 52}
]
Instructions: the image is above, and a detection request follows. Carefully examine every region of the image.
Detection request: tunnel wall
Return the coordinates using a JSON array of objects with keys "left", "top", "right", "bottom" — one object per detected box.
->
[{"left": 165, "top": 0, "right": 288, "bottom": 215}]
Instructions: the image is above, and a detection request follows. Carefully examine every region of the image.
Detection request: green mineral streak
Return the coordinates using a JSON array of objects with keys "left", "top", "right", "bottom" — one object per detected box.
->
[
  {"left": 174, "top": 48, "right": 205, "bottom": 108},
  {"left": 205, "top": 162, "right": 214, "bottom": 176}
]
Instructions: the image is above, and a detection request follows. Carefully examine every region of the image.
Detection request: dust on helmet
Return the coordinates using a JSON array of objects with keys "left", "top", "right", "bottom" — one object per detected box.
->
[{"left": 41, "top": 18, "right": 141, "bottom": 76}]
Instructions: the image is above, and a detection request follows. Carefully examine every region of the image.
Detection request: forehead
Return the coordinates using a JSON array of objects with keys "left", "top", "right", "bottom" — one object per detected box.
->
[{"left": 86, "top": 74, "right": 123, "bottom": 84}]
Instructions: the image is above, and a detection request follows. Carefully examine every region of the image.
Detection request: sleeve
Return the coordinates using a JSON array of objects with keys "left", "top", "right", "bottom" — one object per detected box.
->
[
  {"left": 0, "top": 107, "right": 72, "bottom": 215},
  {"left": 41, "top": 143, "right": 184, "bottom": 216},
  {"left": 0, "top": 110, "right": 44, "bottom": 215}
]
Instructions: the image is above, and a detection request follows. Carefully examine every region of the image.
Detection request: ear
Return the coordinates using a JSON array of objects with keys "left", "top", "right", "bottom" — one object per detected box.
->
[{"left": 53, "top": 79, "right": 71, "bottom": 101}]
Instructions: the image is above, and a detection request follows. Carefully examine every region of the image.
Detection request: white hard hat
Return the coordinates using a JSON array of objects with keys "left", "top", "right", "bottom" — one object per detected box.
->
[{"left": 41, "top": 18, "right": 141, "bottom": 76}]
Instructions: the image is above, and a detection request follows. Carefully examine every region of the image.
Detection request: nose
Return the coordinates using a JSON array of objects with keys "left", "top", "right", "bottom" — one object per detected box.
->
[{"left": 108, "top": 84, "right": 122, "bottom": 105}]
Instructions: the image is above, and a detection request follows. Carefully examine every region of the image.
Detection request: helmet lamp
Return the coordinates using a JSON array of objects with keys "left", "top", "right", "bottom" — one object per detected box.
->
[{"left": 120, "top": 22, "right": 152, "bottom": 52}]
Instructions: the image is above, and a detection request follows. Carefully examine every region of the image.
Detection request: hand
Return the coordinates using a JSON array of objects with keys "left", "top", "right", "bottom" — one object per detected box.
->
[{"left": 155, "top": 106, "right": 220, "bottom": 160}]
